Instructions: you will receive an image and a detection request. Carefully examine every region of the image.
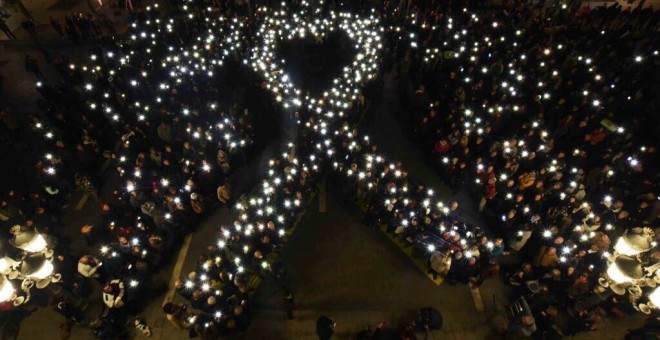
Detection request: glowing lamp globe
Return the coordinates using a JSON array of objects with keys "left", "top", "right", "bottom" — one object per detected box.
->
[
  {"left": 0, "top": 275, "right": 14, "bottom": 302},
  {"left": 649, "top": 287, "right": 660, "bottom": 307},
  {"left": 607, "top": 263, "right": 633, "bottom": 284}
]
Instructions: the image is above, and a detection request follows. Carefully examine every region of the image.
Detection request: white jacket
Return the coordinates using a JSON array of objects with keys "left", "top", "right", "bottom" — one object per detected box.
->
[{"left": 77, "top": 262, "right": 99, "bottom": 278}]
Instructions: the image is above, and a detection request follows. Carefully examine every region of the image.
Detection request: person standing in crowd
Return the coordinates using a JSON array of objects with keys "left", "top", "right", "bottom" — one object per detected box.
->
[
  {"left": 24, "top": 55, "right": 45, "bottom": 80},
  {"left": 316, "top": 316, "right": 335, "bottom": 340},
  {"left": 20, "top": 19, "right": 37, "bottom": 41},
  {"left": 55, "top": 299, "right": 87, "bottom": 324},
  {"left": 102, "top": 279, "right": 125, "bottom": 309},
  {"left": 0, "top": 18, "right": 15, "bottom": 39},
  {"left": 163, "top": 302, "right": 195, "bottom": 330},
  {"left": 283, "top": 288, "right": 295, "bottom": 320},
  {"left": 50, "top": 16, "right": 64, "bottom": 38},
  {"left": 508, "top": 315, "right": 537, "bottom": 338},
  {"left": 77, "top": 255, "right": 102, "bottom": 279},
  {"left": 0, "top": 1, "right": 657, "bottom": 339}
]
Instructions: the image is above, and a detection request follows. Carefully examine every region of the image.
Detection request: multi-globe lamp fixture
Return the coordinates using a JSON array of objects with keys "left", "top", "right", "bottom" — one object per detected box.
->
[
  {"left": 602, "top": 227, "right": 660, "bottom": 314},
  {"left": 0, "top": 226, "right": 60, "bottom": 306}
]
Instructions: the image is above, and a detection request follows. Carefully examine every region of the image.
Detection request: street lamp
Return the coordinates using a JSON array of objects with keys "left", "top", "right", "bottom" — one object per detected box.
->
[
  {"left": 0, "top": 226, "right": 60, "bottom": 306},
  {"left": 606, "top": 255, "right": 644, "bottom": 292},
  {"left": 636, "top": 286, "right": 660, "bottom": 314},
  {"left": 0, "top": 275, "right": 15, "bottom": 303},
  {"left": 603, "top": 227, "right": 660, "bottom": 313},
  {"left": 647, "top": 287, "right": 660, "bottom": 308},
  {"left": 0, "top": 254, "right": 22, "bottom": 278},
  {"left": 10, "top": 227, "right": 49, "bottom": 254},
  {"left": 613, "top": 228, "right": 653, "bottom": 256},
  {"left": 21, "top": 254, "right": 54, "bottom": 280},
  {"left": 601, "top": 254, "right": 646, "bottom": 295},
  {"left": 606, "top": 259, "right": 635, "bottom": 284}
]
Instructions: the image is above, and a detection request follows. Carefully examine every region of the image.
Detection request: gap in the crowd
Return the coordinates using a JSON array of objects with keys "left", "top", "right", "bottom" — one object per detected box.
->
[
  {"left": 209, "top": 58, "right": 280, "bottom": 147},
  {"left": 275, "top": 31, "right": 356, "bottom": 98}
]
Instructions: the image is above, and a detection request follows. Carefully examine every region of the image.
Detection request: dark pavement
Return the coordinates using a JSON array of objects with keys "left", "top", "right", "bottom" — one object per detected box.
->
[{"left": 247, "top": 194, "right": 493, "bottom": 340}]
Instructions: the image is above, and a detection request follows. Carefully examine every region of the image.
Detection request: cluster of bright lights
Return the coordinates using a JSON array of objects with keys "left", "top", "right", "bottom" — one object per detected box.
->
[
  {"left": 185, "top": 144, "right": 314, "bottom": 304},
  {"left": 0, "top": 228, "right": 58, "bottom": 305},
  {"left": 31, "top": 119, "right": 62, "bottom": 181},
  {"left": 334, "top": 135, "right": 484, "bottom": 253},
  {"left": 51, "top": 4, "right": 259, "bottom": 301},
  {"left": 36, "top": 0, "right": 657, "bottom": 325},
  {"left": 248, "top": 8, "right": 382, "bottom": 111},
  {"left": 75, "top": 4, "right": 250, "bottom": 126},
  {"left": 179, "top": 5, "right": 387, "bottom": 322},
  {"left": 418, "top": 9, "right": 657, "bottom": 268}
]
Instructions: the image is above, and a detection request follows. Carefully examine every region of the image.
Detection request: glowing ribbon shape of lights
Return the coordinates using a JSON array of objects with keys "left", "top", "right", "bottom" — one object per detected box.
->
[
  {"left": 55, "top": 0, "right": 658, "bottom": 329},
  {"left": 244, "top": 8, "right": 487, "bottom": 271}
]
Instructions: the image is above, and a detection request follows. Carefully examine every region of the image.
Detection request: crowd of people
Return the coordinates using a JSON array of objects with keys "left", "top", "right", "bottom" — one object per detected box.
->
[
  {"left": 167, "top": 144, "right": 321, "bottom": 337},
  {"left": 167, "top": 1, "right": 382, "bottom": 336},
  {"left": 390, "top": 0, "right": 659, "bottom": 337},
  {"left": 0, "top": 11, "right": 113, "bottom": 43},
  {"left": 0, "top": 0, "right": 658, "bottom": 338},
  {"left": 2, "top": 3, "right": 263, "bottom": 337},
  {"left": 49, "top": 13, "right": 114, "bottom": 43}
]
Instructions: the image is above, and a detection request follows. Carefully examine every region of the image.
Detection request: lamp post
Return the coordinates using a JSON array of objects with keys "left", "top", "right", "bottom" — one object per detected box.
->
[
  {"left": 10, "top": 227, "right": 52, "bottom": 257},
  {"left": 0, "top": 226, "right": 60, "bottom": 306},
  {"left": 602, "top": 227, "right": 660, "bottom": 314},
  {"left": 613, "top": 228, "right": 653, "bottom": 256},
  {"left": 0, "top": 274, "right": 15, "bottom": 303}
]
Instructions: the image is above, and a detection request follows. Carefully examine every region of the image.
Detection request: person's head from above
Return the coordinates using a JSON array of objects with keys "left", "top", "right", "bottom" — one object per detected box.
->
[
  {"left": 551, "top": 269, "right": 561, "bottom": 279},
  {"left": 566, "top": 266, "right": 575, "bottom": 276},
  {"left": 103, "top": 283, "right": 115, "bottom": 294},
  {"left": 507, "top": 209, "right": 517, "bottom": 218},
  {"left": 162, "top": 302, "right": 175, "bottom": 314},
  {"left": 118, "top": 236, "right": 129, "bottom": 247}
]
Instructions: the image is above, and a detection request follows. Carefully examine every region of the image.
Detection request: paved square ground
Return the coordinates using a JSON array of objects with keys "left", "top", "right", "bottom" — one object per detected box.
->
[{"left": 246, "top": 194, "right": 494, "bottom": 339}]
